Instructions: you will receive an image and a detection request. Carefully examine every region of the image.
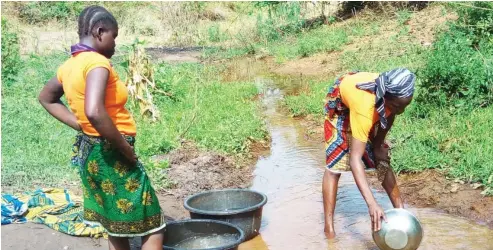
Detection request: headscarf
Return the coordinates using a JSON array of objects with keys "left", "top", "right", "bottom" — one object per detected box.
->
[{"left": 356, "top": 68, "right": 416, "bottom": 129}]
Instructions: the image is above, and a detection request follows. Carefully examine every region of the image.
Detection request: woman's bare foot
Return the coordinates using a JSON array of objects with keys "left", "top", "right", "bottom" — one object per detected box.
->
[{"left": 324, "top": 226, "right": 336, "bottom": 239}]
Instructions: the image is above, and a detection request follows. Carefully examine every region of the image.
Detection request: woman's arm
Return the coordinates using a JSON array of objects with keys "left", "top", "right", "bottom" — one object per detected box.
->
[
  {"left": 371, "top": 114, "right": 395, "bottom": 148},
  {"left": 38, "top": 77, "right": 81, "bottom": 131},
  {"left": 371, "top": 114, "right": 395, "bottom": 163},
  {"left": 350, "top": 138, "right": 387, "bottom": 231},
  {"left": 85, "top": 67, "right": 137, "bottom": 166}
]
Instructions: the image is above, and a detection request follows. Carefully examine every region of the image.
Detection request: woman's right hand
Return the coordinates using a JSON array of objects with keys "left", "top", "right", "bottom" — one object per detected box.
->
[
  {"left": 121, "top": 143, "right": 138, "bottom": 167},
  {"left": 368, "top": 202, "right": 387, "bottom": 232}
]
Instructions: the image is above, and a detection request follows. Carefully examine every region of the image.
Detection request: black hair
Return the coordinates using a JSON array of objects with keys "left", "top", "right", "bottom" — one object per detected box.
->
[{"left": 77, "top": 6, "right": 118, "bottom": 38}]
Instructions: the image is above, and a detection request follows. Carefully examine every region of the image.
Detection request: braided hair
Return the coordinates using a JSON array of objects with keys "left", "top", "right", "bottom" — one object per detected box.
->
[{"left": 77, "top": 6, "right": 118, "bottom": 38}]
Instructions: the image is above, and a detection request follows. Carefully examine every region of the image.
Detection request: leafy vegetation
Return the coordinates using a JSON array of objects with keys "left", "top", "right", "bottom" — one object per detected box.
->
[
  {"left": 1, "top": 18, "right": 21, "bottom": 86},
  {"left": 418, "top": 2, "right": 493, "bottom": 109}
]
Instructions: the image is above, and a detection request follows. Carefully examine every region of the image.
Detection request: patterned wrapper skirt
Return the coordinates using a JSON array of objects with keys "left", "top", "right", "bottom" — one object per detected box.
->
[
  {"left": 324, "top": 71, "right": 390, "bottom": 180},
  {"left": 71, "top": 132, "right": 165, "bottom": 237}
]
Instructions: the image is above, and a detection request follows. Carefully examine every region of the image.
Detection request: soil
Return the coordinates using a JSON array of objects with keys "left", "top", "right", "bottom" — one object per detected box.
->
[
  {"left": 266, "top": 52, "right": 342, "bottom": 78},
  {"left": 368, "top": 170, "right": 493, "bottom": 228},
  {"left": 407, "top": 5, "right": 458, "bottom": 45},
  {"left": 145, "top": 47, "right": 204, "bottom": 64},
  {"left": 152, "top": 140, "right": 270, "bottom": 219},
  {"left": 155, "top": 141, "right": 258, "bottom": 199}
]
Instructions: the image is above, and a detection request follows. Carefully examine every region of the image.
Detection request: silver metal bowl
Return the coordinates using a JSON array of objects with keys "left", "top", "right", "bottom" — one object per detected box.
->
[{"left": 372, "top": 209, "right": 423, "bottom": 250}]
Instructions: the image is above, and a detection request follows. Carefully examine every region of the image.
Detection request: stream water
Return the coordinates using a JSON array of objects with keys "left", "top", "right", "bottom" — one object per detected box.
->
[{"left": 229, "top": 59, "right": 493, "bottom": 250}]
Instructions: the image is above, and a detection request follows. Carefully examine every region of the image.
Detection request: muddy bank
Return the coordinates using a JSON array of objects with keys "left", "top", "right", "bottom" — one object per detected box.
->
[
  {"left": 145, "top": 46, "right": 205, "bottom": 64},
  {"left": 368, "top": 170, "right": 493, "bottom": 228},
  {"left": 155, "top": 140, "right": 269, "bottom": 220}
]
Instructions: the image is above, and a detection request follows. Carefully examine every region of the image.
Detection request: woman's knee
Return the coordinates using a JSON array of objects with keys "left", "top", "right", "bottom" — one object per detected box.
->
[{"left": 324, "top": 169, "right": 341, "bottom": 178}]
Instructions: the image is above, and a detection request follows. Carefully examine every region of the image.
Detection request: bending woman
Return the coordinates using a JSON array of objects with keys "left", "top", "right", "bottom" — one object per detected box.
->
[{"left": 322, "top": 68, "right": 415, "bottom": 239}]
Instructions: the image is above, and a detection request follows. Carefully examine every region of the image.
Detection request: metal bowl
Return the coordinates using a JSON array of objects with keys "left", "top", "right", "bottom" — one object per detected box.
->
[
  {"left": 184, "top": 189, "right": 267, "bottom": 241},
  {"left": 163, "top": 219, "right": 245, "bottom": 250},
  {"left": 372, "top": 209, "right": 423, "bottom": 250}
]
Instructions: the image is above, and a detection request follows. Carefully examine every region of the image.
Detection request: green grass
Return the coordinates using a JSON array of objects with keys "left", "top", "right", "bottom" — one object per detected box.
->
[
  {"left": 267, "top": 27, "right": 349, "bottom": 63},
  {"left": 133, "top": 62, "right": 267, "bottom": 157},
  {"left": 390, "top": 107, "right": 493, "bottom": 187},
  {"left": 204, "top": 19, "right": 382, "bottom": 63},
  {"left": 2, "top": 53, "right": 77, "bottom": 190},
  {"left": 202, "top": 46, "right": 255, "bottom": 60},
  {"left": 2, "top": 54, "right": 267, "bottom": 192},
  {"left": 283, "top": 81, "right": 328, "bottom": 118}
]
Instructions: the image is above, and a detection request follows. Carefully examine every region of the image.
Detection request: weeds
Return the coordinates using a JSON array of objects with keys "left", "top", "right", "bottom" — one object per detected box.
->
[
  {"left": 1, "top": 18, "right": 21, "bottom": 85},
  {"left": 419, "top": 2, "right": 493, "bottom": 109},
  {"left": 122, "top": 40, "right": 160, "bottom": 122}
]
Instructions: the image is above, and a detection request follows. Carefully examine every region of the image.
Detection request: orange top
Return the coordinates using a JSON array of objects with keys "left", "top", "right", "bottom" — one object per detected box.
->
[
  {"left": 339, "top": 72, "right": 390, "bottom": 143},
  {"left": 57, "top": 52, "right": 137, "bottom": 136}
]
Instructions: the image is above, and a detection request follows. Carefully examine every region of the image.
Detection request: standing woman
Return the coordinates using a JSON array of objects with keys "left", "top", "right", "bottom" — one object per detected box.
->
[
  {"left": 38, "top": 6, "right": 165, "bottom": 250},
  {"left": 322, "top": 68, "right": 415, "bottom": 239}
]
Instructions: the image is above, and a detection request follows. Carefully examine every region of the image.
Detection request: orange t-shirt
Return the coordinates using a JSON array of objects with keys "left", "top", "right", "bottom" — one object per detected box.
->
[
  {"left": 339, "top": 72, "right": 390, "bottom": 143},
  {"left": 57, "top": 51, "right": 137, "bottom": 136}
]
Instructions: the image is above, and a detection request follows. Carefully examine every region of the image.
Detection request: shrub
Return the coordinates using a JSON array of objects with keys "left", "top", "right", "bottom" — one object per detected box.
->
[
  {"left": 453, "top": 2, "right": 493, "bottom": 44},
  {"left": 1, "top": 18, "right": 21, "bottom": 85},
  {"left": 17, "top": 1, "right": 85, "bottom": 24},
  {"left": 418, "top": 29, "right": 493, "bottom": 108},
  {"left": 418, "top": 2, "right": 493, "bottom": 109}
]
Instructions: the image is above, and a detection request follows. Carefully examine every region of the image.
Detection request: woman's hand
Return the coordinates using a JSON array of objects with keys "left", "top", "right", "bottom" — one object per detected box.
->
[
  {"left": 373, "top": 144, "right": 390, "bottom": 163},
  {"left": 121, "top": 144, "right": 138, "bottom": 167},
  {"left": 368, "top": 202, "right": 387, "bottom": 232}
]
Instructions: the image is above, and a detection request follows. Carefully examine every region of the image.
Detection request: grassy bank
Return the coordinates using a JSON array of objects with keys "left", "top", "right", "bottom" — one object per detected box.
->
[
  {"left": 204, "top": 17, "right": 382, "bottom": 63},
  {"left": 1, "top": 52, "right": 267, "bottom": 192}
]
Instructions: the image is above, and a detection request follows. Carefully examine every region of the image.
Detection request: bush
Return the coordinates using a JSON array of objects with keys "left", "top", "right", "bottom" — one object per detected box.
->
[
  {"left": 17, "top": 1, "right": 85, "bottom": 24},
  {"left": 418, "top": 2, "right": 493, "bottom": 109},
  {"left": 207, "top": 24, "right": 226, "bottom": 43},
  {"left": 417, "top": 29, "right": 493, "bottom": 108},
  {"left": 255, "top": 2, "right": 305, "bottom": 42},
  {"left": 453, "top": 2, "right": 493, "bottom": 44},
  {"left": 1, "top": 18, "right": 21, "bottom": 85}
]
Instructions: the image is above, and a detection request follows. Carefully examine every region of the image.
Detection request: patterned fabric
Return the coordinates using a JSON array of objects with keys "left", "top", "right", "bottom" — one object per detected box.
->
[
  {"left": 69, "top": 43, "right": 114, "bottom": 66},
  {"left": 1, "top": 194, "right": 28, "bottom": 225},
  {"left": 2, "top": 189, "right": 106, "bottom": 238},
  {"left": 73, "top": 133, "right": 165, "bottom": 237},
  {"left": 324, "top": 71, "right": 376, "bottom": 172},
  {"left": 356, "top": 68, "right": 415, "bottom": 129},
  {"left": 23, "top": 189, "right": 107, "bottom": 237},
  {"left": 70, "top": 43, "right": 98, "bottom": 56}
]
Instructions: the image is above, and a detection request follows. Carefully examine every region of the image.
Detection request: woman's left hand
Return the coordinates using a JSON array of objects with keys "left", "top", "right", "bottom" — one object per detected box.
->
[{"left": 373, "top": 144, "right": 390, "bottom": 163}]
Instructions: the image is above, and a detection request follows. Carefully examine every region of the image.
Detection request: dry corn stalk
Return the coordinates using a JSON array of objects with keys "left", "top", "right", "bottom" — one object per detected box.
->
[{"left": 125, "top": 42, "right": 160, "bottom": 122}]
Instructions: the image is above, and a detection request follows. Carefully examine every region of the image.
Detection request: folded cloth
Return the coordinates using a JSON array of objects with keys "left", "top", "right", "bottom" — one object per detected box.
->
[{"left": 2, "top": 188, "right": 107, "bottom": 238}]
